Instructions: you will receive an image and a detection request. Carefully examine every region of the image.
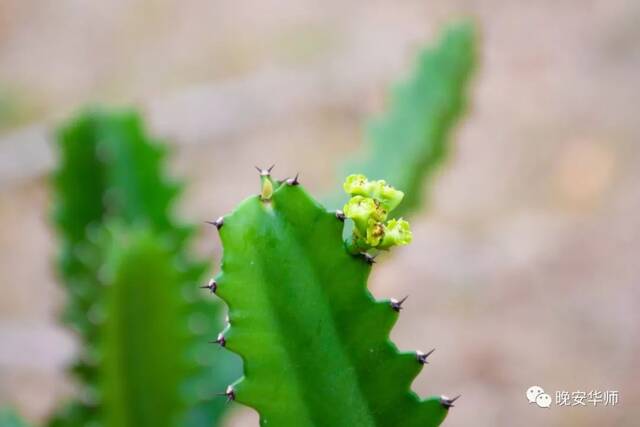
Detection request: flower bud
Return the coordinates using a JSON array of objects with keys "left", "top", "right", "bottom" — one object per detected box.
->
[
  {"left": 343, "top": 196, "right": 379, "bottom": 233},
  {"left": 365, "top": 221, "right": 385, "bottom": 246},
  {"left": 378, "top": 219, "right": 412, "bottom": 249},
  {"left": 343, "top": 174, "right": 371, "bottom": 197}
]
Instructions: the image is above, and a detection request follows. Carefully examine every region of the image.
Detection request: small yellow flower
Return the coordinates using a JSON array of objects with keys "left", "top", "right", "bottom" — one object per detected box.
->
[
  {"left": 343, "top": 174, "right": 371, "bottom": 197},
  {"left": 343, "top": 174, "right": 411, "bottom": 252},
  {"left": 379, "top": 219, "right": 412, "bottom": 249}
]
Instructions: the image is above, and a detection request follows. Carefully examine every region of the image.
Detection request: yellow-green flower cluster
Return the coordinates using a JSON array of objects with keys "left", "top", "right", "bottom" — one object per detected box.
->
[{"left": 342, "top": 174, "right": 412, "bottom": 253}]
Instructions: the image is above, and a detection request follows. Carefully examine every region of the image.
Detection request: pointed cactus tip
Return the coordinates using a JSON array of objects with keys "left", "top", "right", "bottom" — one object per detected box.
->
[
  {"left": 440, "top": 394, "right": 461, "bottom": 409},
  {"left": 255, "top": 164, "right": 275, "bottom": 176},
  {"left": 416, "top": 348, "right": 435, "bottom": 364},
  {"left": 390, "top": 295, "right": 408, "bottom": 312},
  {"left": 335, "top": 210, "right": 346, "bottom": 221},
  {"left": 257, "top": 166, "right": 275, "bottom": 200}
]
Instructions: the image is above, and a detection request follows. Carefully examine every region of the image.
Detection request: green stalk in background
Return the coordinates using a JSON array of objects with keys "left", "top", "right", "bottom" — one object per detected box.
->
[
  {"left": 332, "top": 23, "right": 476, "bottom": 218},
  {"left": 99, "top": 225, "right": 191, "bottom": 427},
  {"left": 49, "top": 110, "right": 239, "bottom": 427}
]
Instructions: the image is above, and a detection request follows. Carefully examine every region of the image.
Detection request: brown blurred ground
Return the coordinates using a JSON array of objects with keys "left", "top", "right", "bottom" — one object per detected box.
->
[{"left": 1, "top": 1, "right": 639, "bottom": 426}]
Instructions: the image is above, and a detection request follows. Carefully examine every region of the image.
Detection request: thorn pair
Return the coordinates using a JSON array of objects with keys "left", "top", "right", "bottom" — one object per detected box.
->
[
  {"left": 440, "top": 394, "right": 461, "bottom": 408},
  {"left": 206, "top": 216, "right": 224, "bottom": 230},
  {"left": 390, "top": 295, "right": 408, "bottom": 312},
  {"left": 217, "top": 385, "right": 235, "bottom": 402},
  {"left": 416, "top": 348, "right": 435, "bottom": 364},
  {"left": 209, "top": 333, "right": 226, "bottom": 347},
  {"left": 255, "top": 164, "right": 275, "bottom": 177},
  {"left": 257, "top": 165, "right": 300, "bottom": 185}
]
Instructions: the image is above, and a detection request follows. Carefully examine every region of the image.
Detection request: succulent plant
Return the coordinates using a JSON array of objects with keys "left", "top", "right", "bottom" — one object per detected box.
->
[
  {"left": 207, "top": 168, "right": 457, "bottom": 426},
  {"left": 40, "top": 20, "right": 476, "bottom": 427},
  {"left": 49, "top": 110, "right": 238, "bottom": 427}
]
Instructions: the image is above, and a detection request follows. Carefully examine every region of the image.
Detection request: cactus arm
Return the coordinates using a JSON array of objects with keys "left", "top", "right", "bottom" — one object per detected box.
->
[
  {"left": 332, "top": 23, "right": 476, "bottom": 218},
  {"left": 96, "top": 114, "right": 183, "bottom": 232},
  {"left": 100, "top": 226, "right": 239, "bottom": 427},
  {"left": 98, "top": 227, "right": 189, "bottom": 427},
  {"left": 215, "top": 179, "right": 449, "bottom": 426},
  {"left": 50, "top": 110, "right": 238, "bottom": 427}
]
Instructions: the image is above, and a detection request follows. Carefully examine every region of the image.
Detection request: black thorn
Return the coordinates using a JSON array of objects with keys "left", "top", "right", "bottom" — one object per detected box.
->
[
  {"left": 416, "top": 348, "right": 436, "bottom": 364},
  {"left": 209, "top": 333, "right": 226, "bottom": 347},
  {"left": 361, "top": 252, "right": 376, "bottom": 265},
  {"left": 255, "top": 165, "right": 275, "bottom": 177},
  {"left": 390, "top": 295, "right": 408, "bottom": 312},
  {"left": 286, "top": 172, "right": 300, "bottom": 186},
  {"left": 200, "top": 279, "right": 217, "bottom": 294},
  {"left": 216, "top": 385, "right": 235, "bottom": 402},
  {"left": 206, "top": 216, "right": 224, "bottom": 230},
  {"left": 440, "top": 394, "right": 461, "bottom": 409},
  {"left": 335, "top": 210, "right": 346, "bottom": 221}
]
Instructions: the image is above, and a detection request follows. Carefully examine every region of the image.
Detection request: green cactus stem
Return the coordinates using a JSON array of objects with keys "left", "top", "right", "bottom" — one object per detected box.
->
[
  {"left": 49, "top": 109, "right": 238, "bottom": 427},
  {"left": 99, "top": 225, "right": 191, "bottom": 427},
  {"left": 332, "top": 23, "right": 476, "bottom": 218},
  {"left": 210, "top": 169, "right": 455, "bottom": 427}
]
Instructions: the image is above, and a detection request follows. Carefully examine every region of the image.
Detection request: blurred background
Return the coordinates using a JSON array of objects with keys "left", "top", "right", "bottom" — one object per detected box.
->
[{"left": 1, "top": 1, "right": 639, "bottom": 426}]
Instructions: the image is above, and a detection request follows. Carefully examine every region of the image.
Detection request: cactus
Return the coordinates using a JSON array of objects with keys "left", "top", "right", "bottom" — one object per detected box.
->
[
  {"left": 333, "top": 23, "right": 476, "bottom": 218},
  {"left": 49, "top": 110, "right": 238, "bottom": 427},
  {"left": 99, "top": 224, "right": 203, "bottom": 427},
  {"left": 209, "top": 168, "right": 456, "bottom": 426}
]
